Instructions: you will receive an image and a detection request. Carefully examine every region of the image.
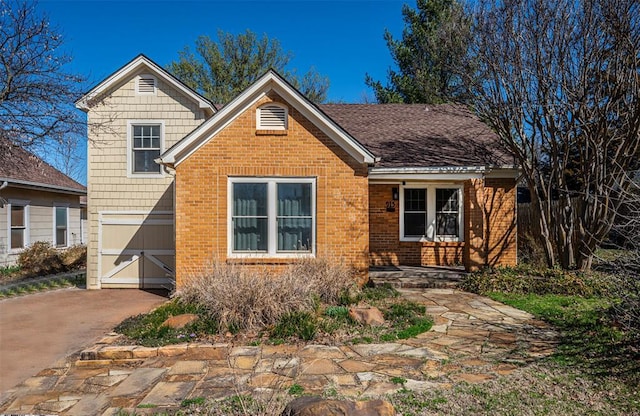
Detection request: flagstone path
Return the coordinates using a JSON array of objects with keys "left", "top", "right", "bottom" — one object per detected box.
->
[{"left": 0, "top": 288, "right": 559, "bottom": 415}]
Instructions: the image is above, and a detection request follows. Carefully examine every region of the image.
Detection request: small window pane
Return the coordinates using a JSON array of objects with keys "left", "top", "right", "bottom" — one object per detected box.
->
[
  {"left": 404, "top": 189, "right": 426, "bottom": 211},
  {"left": 278, "top": 218, "right": 312, "bottom": 251},
  {"left": 436, "top": 213, "right": 459, "bottom": 236},
  {"left": 11, "top": 229, "right": 24, "bottom": 249},
  {"left": 436, "top": 189, "right": 459, "bottom": 211},
  {"left": 11, "top": 205, "right": 24, "bottom": 227},
  {"left": 133, "top": 126, "right": 142, "bottom": 136},
  {"left": 234, "top": 183, "right": 267, "bottom": 216},
  {"left": 133, "top": 137, "right": 142, "bottom": 148},
  {"left": 56, "top": 229, "right": 67, "bottom": 247},
  {"left": 405, "top": 212, "right": 426, "bottom": 236},
  {"left": 56, "top": 207, "right": 67, "bottom": 228},
  {"left": 151, "top": 125, "right": 160, "bottom": 137},
  {"left": 151, "top": 137, "right": 160, "bottom": 148},
  {"left": 278, "top": 183, "right": 311, "bottom": 216},
  {"left": 133, "top": 150, "right": 161, "bottom": 173},
  {"left": 234, "top": 218, "right": 268, "bottom": 251}
]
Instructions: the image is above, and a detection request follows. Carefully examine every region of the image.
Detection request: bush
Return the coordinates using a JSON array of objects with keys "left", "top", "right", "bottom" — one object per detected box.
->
[
  {"left": 461, "top": 265, "right": 611, "bottom": 297},
  {"left": 270, "top": 311, "right": 317, "bottom": 341},
  {"left": 18, "top": 242, "right": 64, "bottom": 277},
  {"left": 17, "top": 242, "right": 87, "bottom": 278},
  {"left": 59, "top": 244, "right": 87, "bottom": 270},
  {"left": 178, "top": 259, "right": 356, "bottom": 333}
]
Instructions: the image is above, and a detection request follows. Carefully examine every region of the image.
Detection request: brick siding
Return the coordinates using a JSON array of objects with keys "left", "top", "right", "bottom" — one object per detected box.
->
[{"left": 174, "top": 92, "right": 370, "bottom": 288}]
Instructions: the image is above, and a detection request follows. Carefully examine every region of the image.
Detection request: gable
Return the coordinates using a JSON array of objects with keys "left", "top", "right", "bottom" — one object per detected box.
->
[
  {"left": 75, "top": 54, "right": 215, "bottom": 116},
  {"left": 158, "top": 70, "right": 376, "bottom": 167}
]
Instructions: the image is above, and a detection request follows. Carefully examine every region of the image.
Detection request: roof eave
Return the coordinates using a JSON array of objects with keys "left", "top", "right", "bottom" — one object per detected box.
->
[
  {"left": 0, "top": 178, "right": 87, "bottom": 195},
  {"left": 160, "top": 70, "right": 376, "bottom": 166}
]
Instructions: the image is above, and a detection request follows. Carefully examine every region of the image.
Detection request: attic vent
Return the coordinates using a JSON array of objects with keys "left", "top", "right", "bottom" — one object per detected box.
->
[
  {"left": 258, "top": 104, "right": 287, "bottom": 130},
  {"left": 137, "top": 75, "right": 156, "bottom": 94}
]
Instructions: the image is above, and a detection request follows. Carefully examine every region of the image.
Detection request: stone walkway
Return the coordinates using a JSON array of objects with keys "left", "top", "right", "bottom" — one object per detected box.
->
[{"left": 0, "top": 288, "right": 559, "bottom": 415}]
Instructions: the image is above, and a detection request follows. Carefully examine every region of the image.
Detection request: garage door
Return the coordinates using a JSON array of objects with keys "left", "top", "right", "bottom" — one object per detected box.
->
[{"left": 98, "top": 211, "right": 174, "bottom": 288}]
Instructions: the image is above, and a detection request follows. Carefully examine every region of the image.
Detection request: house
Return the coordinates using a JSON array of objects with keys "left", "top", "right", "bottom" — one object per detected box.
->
[
  {"left": 76, "top": 55, "right": 517, "bottom": 290},
  {"left": 0, "top": 138, "right": 87, "bottom": 266}
]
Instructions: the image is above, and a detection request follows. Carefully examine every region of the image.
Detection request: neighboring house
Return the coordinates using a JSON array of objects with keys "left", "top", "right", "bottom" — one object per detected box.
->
[
  {"left": 76, "top": 55, "right": 517, "bottom": 290},
  {"left": 0, "top": 138, "right": 87, "bottom": 266}
]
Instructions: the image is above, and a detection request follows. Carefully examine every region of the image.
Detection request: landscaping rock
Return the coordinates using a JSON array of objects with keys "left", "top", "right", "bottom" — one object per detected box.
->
[
  {"left": 348, "top": 307, "right": 385, "bottom": 326},
  {"left": 161, "top": 314, "right": 199, "bottom": 329},
  {"left": 282, "top": 396, "right": 395, "bottom": 416}
]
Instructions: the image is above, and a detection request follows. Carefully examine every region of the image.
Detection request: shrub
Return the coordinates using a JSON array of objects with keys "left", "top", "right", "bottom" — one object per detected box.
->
[
  {"left": 178, "top": 258, "right": 356, "bottom": 333},
  {"left": 18, "top": 241, "right": 64, "bottom": 277},
  {"left": 461, "top": 265, "right": 611, "bottom": 297},
  {"left": 59, "top": 244, "right": 87, "bottom": 270}
]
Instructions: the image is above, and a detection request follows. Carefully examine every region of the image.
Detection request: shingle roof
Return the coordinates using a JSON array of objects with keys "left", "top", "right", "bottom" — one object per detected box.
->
[
  {"left": 319, "top": 104, "right": 514, "bottom": 168},
  {"left": 0, "top": 137, "right": 86, "bottom": 193}
]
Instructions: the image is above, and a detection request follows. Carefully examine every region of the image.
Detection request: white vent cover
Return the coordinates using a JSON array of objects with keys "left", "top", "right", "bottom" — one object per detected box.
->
[
  {"left": 137, "top": 76, "right": 156, "bottom": 94},
  {"left": 258, "top": 104, "right": 287, "bottom": 129}
]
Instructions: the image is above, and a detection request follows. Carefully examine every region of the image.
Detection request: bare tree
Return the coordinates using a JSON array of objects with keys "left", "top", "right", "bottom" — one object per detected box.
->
[
  {"left": 468, "top": 0, "right": 640, "bottom": 270},
  {"left": 0, "top": 0, "right": 84, "bottom": 148}
]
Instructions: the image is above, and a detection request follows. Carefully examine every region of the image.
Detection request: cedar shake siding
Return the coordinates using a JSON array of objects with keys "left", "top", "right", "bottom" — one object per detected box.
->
[
  {"left": 84, "top": 66, "right": 208, "bottom": 288},
  {"left": 174, "top": 93, "right": 370, "bottom": 288}
]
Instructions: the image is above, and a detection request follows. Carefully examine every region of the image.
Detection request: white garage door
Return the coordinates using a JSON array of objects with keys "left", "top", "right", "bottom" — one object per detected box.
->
[{"left": 98, "top": 211, "right": 174, "bottom": 289}]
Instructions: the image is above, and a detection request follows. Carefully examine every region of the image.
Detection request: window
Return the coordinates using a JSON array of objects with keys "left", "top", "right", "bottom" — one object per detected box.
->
[
  {"left": 128, "top": 121, "right": 163, "bottom": 176},
  {"left": 257, "top": 104, "right": 288, "bottom": 130},
  {"left": 403, "top": 188, "right": 426, "bottom": 237},
  {"left": 8, "top": 202, "right": 28, "bottom": 250},
  {"left": 436, "top": 189, "right": 459, "bottom": 238},
  {"left": 400, "top": 186, "right": 463, "bottom": 241},
  {"left": 10, "top": 205, "right": 26, "bottom": 249},
  {"left": 230, "top": 178, "right": 315, "bottom": 256},
  {"left": 54, "top": 206, "right": 68, "bottom": 248}
]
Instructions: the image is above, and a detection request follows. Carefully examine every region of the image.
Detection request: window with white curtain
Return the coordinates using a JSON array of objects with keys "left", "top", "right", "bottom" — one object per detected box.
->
[{"left": 230, "top": 178, "right": 315, "bottom": 256}]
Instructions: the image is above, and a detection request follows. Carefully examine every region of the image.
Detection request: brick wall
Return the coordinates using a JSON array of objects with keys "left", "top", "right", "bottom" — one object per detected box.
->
[
  {"left": 369, "top": 179, "right": 516, "bottom": 270},
  {"left": 174, "top": 92, "right": 370, "bottom": 288},
  {"left": 369, "top": 184, "right": 464, "bottom": 267}
]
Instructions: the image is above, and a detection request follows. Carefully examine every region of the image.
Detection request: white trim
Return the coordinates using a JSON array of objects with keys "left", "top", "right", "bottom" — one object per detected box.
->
[
  {"left": 101, "top": 277, "right": 172, "bottom": 286},
  {"left": 98, "top": 210, "right": 174, "bottom": 215},
  {"left": 7, "top": 200, "right": 30, "bottom": 252},
  {"left": 102, "top": 255, "right": 139, "bottom": 279},
  {"left": 98, "top": 211, "right": 175, "bottom": 288},
  {"left": 127, "top": 120, "right": 165, "bottom": 178},
  {"left": 159, "top": 70, "right": 376, "bottom": 166},
  {"left": 135, "top": 74, "right": 157, "bottom": 95},
  {"left": 53, "top": 203, "right": 70, "bottom": 248},
  {"left": 368, "top": 166, "right": 519, "bottom": 181},
  {"left": 227, "top": 177, "right": 317, "bottom": 258},
  {"left": 0, "top": 177, "right": 86, "bottom": 195},
  {"left": 75, "top": 55, "right": 214, "bottom": 113},
  {"left": 399, "top": 184, "right": 464, "bottom": 243},
  {"left": 102, "top": 248, "right": 175, "bottom": 256}
]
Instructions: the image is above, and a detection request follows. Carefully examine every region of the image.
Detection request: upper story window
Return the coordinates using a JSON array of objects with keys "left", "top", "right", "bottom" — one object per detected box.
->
[
  {"left": 8, "top": 201, "right": 29, "bottom": 250},
  {"left": 136, "top": 74, "right": 157, "bottom": 95},
  {"left": 400, "top": 185, "right": 463, "bottom": 242},
  {"left": 257, "top": 104, "right": 288, "bottom": 130},
  {"left": 229, "top": 177, "right": 315, "bottom": 257},
  {"left": 127, "top": 121, "right": 164, "bottom": 177}
]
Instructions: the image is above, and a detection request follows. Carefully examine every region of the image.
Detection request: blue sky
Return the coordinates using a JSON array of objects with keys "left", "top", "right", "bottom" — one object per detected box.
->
[{"left": 37, "top": 0, "right": 408, "bottom": 184}]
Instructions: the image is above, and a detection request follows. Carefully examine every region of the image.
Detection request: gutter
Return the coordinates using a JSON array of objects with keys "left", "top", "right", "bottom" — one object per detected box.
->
[{"left": 0, "top": 178, "right": 87, "bottom": 195}]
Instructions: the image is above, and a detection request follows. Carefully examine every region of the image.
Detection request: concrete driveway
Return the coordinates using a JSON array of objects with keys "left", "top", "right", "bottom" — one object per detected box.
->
[{"left": 0, "top": 287, "right": 167, "bottom": 395}]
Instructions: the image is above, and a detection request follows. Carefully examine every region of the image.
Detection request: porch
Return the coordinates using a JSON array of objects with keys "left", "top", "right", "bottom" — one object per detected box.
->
[{"left": 369, "top": 265, "right": 466, "bottom": 289}]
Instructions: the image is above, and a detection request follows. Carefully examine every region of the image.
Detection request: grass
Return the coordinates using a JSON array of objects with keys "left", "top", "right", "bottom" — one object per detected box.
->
[
  {"left": 115, "top": 300, "right": 218, "bottom": 347},
  {"left": 0, "top": 273, "right": 85, "bottom": 299}
]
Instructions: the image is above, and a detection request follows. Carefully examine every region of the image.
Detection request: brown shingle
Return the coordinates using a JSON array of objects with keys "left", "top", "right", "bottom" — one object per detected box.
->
[
  {"left": 319, "top": 103, "right": 514, "bottom": 168},
  {"left": 0, "top": 137, "right": 86, "bottom": 193}
]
